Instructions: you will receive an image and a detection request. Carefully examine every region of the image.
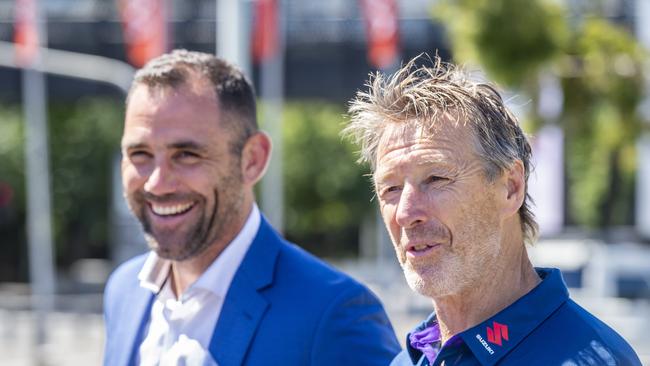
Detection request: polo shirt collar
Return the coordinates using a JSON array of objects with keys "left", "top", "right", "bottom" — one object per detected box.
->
[
  {"left": 406, "top": 268, "right": 569, "bottom": 365},
  {"left": 406, "top": 312, "right": 439, "bottom": 363},
  {"left": 461, "top": 267, "right": 569, "bottom": 365}
]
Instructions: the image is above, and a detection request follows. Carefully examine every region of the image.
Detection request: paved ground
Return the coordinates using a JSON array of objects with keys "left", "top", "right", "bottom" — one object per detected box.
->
[
  {"left": 1, "top": 260, "right": 648, "bottom": 365},
  {"left": 0, "top": 310, "right": 104, "bottom": 365}
]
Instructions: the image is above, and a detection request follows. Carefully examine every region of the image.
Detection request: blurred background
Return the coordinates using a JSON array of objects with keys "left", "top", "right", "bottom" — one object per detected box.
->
[{"left": 1, "top": 0, "right": 650, "bottom": 364}]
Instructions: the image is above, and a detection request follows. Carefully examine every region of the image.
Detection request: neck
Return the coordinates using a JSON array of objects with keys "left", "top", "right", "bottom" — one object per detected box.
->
[
  {"left": 433, "top": 240, "right": 540, "bottom": 343},
  {"left": 169, "top": 199, "right": 254, "bottom": 297}
]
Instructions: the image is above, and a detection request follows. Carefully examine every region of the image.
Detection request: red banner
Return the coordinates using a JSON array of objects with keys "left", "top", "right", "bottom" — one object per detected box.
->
[
  {"left": 252, "top": 0, "right": 279, "bottom": 64},
  {"left": 359, "top": 0, "right": 400, "bottom": 69},
  {"left": 118, "top": 0, "right": 167, "bottom": 67},
  {"left": 0, "top": 182, "right": 13, "bottom": 208},
  {"left": 14, "top": 0, "right": 39, "bottom": 67}
]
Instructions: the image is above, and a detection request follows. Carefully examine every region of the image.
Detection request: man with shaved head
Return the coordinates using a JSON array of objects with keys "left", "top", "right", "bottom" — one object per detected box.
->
[
  {"left": 103, "top": 49, "right": 400, "bottom": 366},
  {"left": 344, "top": 55, "right": 641, "bottom": 366}
]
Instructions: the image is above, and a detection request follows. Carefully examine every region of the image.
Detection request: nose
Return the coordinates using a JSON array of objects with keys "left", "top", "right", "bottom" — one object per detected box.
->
[
  {"left": 143, "top": 160, "right": 178, "bottom": 196},
  {"left": 395, "top": 183, "right": 428, "bottom": 228}
]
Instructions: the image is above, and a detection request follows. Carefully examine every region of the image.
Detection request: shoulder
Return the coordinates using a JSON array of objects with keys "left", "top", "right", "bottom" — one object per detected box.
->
[
  {"left": 275, "top": 240, "right": 369, "bottom": 295},
  {"left": 105, "top": 253, "right": 148, "bottom": 294},
  {"left": 103, "top": 253, "right": 148, "bottom": 314},
  {"left": 273, "top": 241, "right": 401, "bottom": 363},
  {"left": 239, "top": 219, "right": 402, "bottom": 364},
  {"left": 247, "top": 219, "right": 374, "bottom": 301},
  {"left": 525, "top": 298, "right": 642, "bottom": 365},
  {"left": 560, "top": 299, "right": 641, "bottom": 364}
]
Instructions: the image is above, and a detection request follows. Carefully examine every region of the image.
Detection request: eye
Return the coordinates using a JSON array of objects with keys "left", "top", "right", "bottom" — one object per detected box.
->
[
  {"left": 175, "top": 150, "right": 200, "bottom": 164},
  {"left": 128, "top": 150, "right": 152, "bottom": 164},
  {"left": 378, "top": 184, "right": 402, "bottom": 199},
  {"left": 424, "top": 175, "right": 447, "bottom": 184}
]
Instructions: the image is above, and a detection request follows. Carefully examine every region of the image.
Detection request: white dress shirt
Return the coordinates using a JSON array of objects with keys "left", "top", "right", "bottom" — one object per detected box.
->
[{"left": 137, "top": 204, "right": 261, "bottom": 366}]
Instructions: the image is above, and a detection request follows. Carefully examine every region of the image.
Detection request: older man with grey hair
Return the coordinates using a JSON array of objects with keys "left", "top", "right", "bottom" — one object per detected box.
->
[{"left": 344, "top": 55, "right": 641, "bottom": 366}]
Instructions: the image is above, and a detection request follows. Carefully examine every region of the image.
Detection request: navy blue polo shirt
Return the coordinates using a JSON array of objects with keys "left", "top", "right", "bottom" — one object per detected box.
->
[{"left": 391, "top": 268, "right": 642, "bottom": 366}]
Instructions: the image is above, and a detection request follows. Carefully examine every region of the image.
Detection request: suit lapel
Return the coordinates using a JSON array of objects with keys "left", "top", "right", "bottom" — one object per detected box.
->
[
  {"left": 114, "top": 284, "right": 154, "bottom": 366},
  {"left": 209, "top": 217, "right": 281, "bottom": 366}
]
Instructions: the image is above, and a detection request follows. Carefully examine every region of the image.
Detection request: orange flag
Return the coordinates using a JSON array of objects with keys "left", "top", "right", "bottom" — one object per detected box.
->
[
  {"left": 252, "top": 0, "right": 279, "bottom": 64},
  {"left": 14, "top": 0, "right": 39, "bottom": 67},
  {"left": 359, "top": 0, "right": 400, "bottom": 69},
  {"left": 118, "top": 0, "right": 167, "bottom": 67}
]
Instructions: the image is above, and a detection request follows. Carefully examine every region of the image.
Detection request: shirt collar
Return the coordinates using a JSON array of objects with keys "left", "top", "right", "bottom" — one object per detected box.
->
[
  {"left": 138, "top": 251, "right": 171, "bottom": 294},
  {"left": 405, "top": 268, "right": 569, "bottom": 366},
  {"left": 137, "top": 204, "right": 262, "bottom": 298},
  {"left": 406, "top": 313, "right": 438, "bottom": 363},
  {"left": 191, "top": 203, "right": 260, "bottom": 297}
]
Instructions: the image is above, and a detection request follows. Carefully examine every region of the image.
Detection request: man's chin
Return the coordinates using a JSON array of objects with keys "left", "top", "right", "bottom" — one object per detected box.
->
[
  {"left": 152, "top": 247, "right": 196, "bottom": 261},
  {"left": 403, "top": 267, "right": 460, "bottom": 299},
  {"left": 144, "top": 234, "right": 194, "bottom": 261},
  {"left": 403, "top": 270, "right": 434, "bottom": 296}
]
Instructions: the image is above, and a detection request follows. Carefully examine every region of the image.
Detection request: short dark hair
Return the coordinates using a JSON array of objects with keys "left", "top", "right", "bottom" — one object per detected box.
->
[{"left": 127, "top": 49, "right": 257, "bottom": 156}]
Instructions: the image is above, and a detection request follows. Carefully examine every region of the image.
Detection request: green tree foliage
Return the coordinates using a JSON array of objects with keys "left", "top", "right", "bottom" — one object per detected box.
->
[
  {"left": 559, "top": 18, "right": 646, "bottom": 227},
  {"left": 434, "top": 0, "right": 567, "bottom": 87},
  {"left": 260, "top": 102, "right": 373, "bottom": 257},
  {"left": 432, "top": 2, "right": 647, "bottom": 230},
  {"left": 0, "top": 105, "right": 27, "bottom": 280},
  {"left": 0, "top": 99, "right": 123, "bottom": 280}
]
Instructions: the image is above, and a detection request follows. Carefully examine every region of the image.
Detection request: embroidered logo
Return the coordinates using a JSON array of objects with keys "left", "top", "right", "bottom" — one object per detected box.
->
[
  {"left": 486, "top": 321, "right": 509, "bottom": 346},
  {"left": 475, "top": 334, "right": 494, "bottom": 355}
]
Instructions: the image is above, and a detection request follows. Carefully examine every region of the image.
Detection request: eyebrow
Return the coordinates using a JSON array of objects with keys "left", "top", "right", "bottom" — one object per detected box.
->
[
  {"left": 373, "top": 170, "right": 394, "bottom": 184},
  {"left": 122, "top": 140, "right": 208, "bottom": 153},
  {"left": 122, "top": 142, "right": 147, "bottom": 151},
  {"left": 373, "top": 160, "right": 455, "bottom": 183},
  {"left": 168, "top": 141, "right": 207, "bottom": 152}
]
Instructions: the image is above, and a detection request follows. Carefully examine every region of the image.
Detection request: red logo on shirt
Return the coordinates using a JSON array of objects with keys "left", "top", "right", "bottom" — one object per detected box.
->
[{"left": 486, "top": 321, "right": 509, "bottom": 346}]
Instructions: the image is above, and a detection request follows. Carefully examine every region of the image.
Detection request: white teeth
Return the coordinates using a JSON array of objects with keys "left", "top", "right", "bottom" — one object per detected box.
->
[
  {"left": 412, "top": 244, "right": 432, "bottom": 252},
  {"left": 151, "top": 202, "right": 194, "bottom": 216}
]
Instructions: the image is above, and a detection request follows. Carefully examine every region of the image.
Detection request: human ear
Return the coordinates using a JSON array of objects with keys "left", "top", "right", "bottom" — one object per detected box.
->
[
  {"left": 240, "top": 132, "right": 272, "bottom": 186},
  {"left": 501, "top": 160, "right": 526, "bottom": 217}
]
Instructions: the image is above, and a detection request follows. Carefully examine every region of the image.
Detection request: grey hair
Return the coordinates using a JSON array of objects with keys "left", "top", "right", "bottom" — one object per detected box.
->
[
  {"left": 126, "top": 49, "right": 257, "bottom": 156},
  {"left": 343, "top": 55, "right": 538, "bottom": 243}
]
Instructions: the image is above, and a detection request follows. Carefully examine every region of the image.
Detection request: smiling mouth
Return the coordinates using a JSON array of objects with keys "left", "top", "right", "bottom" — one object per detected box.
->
[
  {"left": 406, "top": 242, "right": 442, "bottom": 256},
  {"left": 150, "top": 202, "right": 195, "bottom": 216}
]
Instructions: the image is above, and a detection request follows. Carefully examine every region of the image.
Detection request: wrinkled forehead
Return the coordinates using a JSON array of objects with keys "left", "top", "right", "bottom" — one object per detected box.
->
[{"left": 376, "top": 113, "right": 476, "bottom": 157}]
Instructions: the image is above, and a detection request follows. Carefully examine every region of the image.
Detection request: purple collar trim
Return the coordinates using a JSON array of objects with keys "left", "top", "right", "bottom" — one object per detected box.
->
[{"left": 409, "top": 322, "right": 442, "bottom": 363}]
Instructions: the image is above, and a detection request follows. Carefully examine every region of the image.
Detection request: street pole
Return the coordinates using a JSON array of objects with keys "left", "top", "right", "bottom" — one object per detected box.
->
[
  {"left": 217, "top": 0, "right": 252, "bottom": 77},
  {"left": 23, "top": 66, "right": 56, "bottom": 362},
  {"left": 259, "top": 0, "right": 285, "bottom": 232},
  {"left": 635, "top": 0, "right": 650, "bottom": 239},
  {"left": 21, "top": 1, "right": 56, "bottom": 363}
]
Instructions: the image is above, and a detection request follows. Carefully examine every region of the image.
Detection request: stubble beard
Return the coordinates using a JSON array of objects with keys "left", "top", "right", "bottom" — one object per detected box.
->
[
  {"left": 400, "top": 235, "right": 501, "bottom": 299},
  {"left": 140, "top": 190, "right": 216, "bottom": 261},
  {"left": 127, "top": 175, "right": 245, "bottom": 262},
  {"left": 397, "top": 204, "right": 502, "bottom": 299}
]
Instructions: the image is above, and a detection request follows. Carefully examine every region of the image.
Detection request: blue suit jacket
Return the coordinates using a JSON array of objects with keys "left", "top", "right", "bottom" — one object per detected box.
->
[{"left": 103, "top": 217, "right": 401, "bottom": 365}]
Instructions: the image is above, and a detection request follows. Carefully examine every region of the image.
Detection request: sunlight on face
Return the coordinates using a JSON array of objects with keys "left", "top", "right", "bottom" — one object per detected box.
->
[
  {"left": 375, "top": 120, "right": 504, "bottom": 298},
  {"left": 121, "top": 84, "right": 245, "bottom": 261}
]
